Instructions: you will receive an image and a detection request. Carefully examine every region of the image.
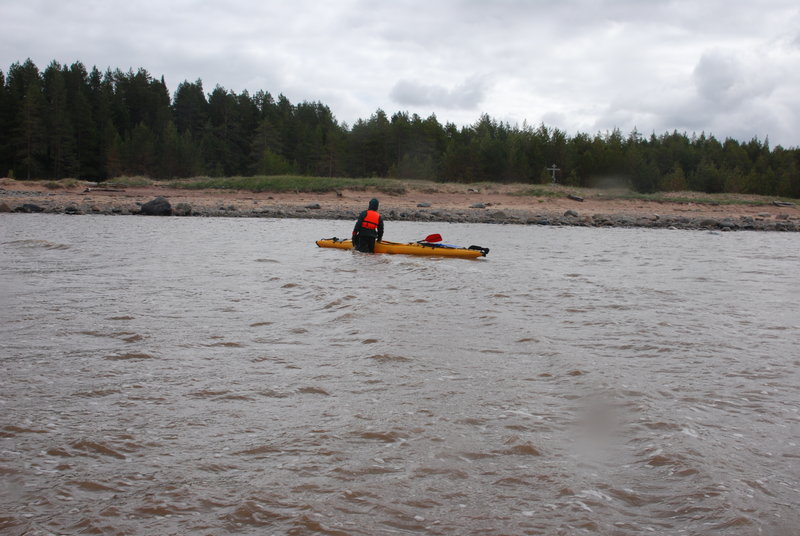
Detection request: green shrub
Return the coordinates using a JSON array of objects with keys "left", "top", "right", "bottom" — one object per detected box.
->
[
  {"left": 104, "top": 176, "right": 154, "bottom": 187},
  {"left": 375, "top": 181, "right": 407, "bottom": 196},
  {"left": 43, "top": 178, "right": 81, "bottom": 189},
  {"left": 167, "top": 175, "right": 405, "bottom": 194}
]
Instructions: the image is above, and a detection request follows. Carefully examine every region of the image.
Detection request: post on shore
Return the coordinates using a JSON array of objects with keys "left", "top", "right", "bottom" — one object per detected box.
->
[{"left": 547, "top": 164, "right": 561, "bottom": 185}]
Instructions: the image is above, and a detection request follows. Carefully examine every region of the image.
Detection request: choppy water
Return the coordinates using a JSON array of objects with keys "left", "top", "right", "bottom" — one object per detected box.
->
[{"left": 1, "top": 214, "right": 799, "bottom": 535}]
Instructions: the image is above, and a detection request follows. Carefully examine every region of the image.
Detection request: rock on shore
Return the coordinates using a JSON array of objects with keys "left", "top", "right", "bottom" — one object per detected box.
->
[
  {"left": 173, "top": 204, "right": 798, "bottom": 232},
  {"left": 140, "top": 196, "right": 172, "bottom": 216},
  {"left": 1, "top": 189, "right": 798, "bottom": 232}
]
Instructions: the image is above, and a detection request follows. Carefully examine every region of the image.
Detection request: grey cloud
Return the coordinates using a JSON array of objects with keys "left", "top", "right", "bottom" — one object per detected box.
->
[
  {"left": 3, "top": 0, "right": 800, "bottom": 146},
  {"left": 390, "top": 76, "right": 490, "bottom": 110},
  {"left": 693, "top": 53, "right": 739, "bottom": 102},
  {"left": 595, "top": 45, "right": 792, "bottom": 144},
  {"left": 692, "top": 51, "right": 775, "bottom": 108}
]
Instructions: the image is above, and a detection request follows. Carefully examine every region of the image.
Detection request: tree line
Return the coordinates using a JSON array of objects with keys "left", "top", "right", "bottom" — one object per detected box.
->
[{"left": 1, "top": 59, "right": 798, "bottom": 197}]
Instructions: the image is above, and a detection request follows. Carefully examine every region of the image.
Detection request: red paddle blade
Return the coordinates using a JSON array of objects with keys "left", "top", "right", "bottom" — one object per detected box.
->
[{"left": 424, "top": 233, "right": 442, "bottom": 242}]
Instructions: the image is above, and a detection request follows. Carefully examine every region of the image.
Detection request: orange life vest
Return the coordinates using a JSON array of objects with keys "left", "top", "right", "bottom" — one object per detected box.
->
[{"left": 361, "top": 210, "right": 380, "bottom": 230}]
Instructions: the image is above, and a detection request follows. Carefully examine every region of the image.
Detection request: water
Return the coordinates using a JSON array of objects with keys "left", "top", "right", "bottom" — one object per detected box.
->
[{"left": 1, "top": 214, "right": 799, "bottom": 535}]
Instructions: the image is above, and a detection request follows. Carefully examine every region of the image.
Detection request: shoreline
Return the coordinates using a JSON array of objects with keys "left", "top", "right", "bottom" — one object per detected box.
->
[{"left": 1, "top": 180, "right": 798, "bottom": 232}]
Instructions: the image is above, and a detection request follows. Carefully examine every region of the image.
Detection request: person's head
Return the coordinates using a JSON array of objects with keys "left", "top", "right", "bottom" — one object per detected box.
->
[{"left": 368, "top": 198, "right": 379, "bottom": 211}]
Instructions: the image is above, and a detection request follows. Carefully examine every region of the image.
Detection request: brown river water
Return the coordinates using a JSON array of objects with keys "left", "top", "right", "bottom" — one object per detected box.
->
[{"left": 1, "top": 214, "right": 799, "bottom": 535}]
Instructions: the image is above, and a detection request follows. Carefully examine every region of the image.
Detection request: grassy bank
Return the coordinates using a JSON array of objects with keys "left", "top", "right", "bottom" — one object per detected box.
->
[
  {"left": 162, "top": 175, "right": 409, "bottom": 195},
  {"left": 514, "top": 184, "right": 798, "bottom": 206},
  {"left": 6, "top": 175, "right": 796, "bottom": 207}
]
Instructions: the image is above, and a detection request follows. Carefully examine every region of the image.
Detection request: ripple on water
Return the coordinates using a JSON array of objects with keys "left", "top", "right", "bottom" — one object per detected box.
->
[
  {"left": 297, "top": 386, "right": 331, "bottom": 395},
  {"left": 68, "top": 440, "right": 127, "bottom": 460},
  {"left": 221, "top": 499, "right": 294, "bottom": 528},
  {"left": 4, "top": 239, "right": 71, "bottom": 249},
  {"left": 366, "top": 353, "right": 412, "bottom": 362},
  {"left": 104, "top": 352, "right": 155, "bottom": 360}
]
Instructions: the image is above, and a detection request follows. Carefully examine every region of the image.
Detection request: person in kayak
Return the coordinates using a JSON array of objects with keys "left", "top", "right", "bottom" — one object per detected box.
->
[{"left": 352, "top": 198, "right": 384, "bottom": 253}]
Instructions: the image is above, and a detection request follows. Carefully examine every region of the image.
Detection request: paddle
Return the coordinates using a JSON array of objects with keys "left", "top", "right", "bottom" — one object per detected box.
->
[{"left": 423, "top": 233, "right": 442, "bottom": 243}]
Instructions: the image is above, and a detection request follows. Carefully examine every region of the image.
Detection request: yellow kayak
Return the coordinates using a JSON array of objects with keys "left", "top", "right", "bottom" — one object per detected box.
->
[{"left": 316, "top": 238, "right": 489, "bottom": 259}]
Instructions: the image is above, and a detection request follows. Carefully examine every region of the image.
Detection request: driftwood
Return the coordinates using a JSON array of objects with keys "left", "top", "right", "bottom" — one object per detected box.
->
[
  {"left": 773, "top": 200, "right": 795, "bottom": 207},
  {"left": 567, "top": 194, "right": 584, "bottom": 202},
  {"left": 84, "top": 187, "right": 126, "bottom": 193}
]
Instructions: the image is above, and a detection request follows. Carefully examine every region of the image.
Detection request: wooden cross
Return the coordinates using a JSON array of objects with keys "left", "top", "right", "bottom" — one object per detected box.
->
[{"left": 547, "top": 164, "right": 560, "bottom": 184}]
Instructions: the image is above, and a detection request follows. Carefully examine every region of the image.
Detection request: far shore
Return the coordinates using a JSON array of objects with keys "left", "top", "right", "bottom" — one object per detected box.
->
[{"left": 1, "top": 178, "right": 798, "bottom": 232}]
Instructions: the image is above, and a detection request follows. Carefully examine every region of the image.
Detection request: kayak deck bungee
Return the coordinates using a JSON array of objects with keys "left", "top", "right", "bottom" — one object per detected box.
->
[{"left": 316, "top": 238, "right": 489, "bottom": 259}]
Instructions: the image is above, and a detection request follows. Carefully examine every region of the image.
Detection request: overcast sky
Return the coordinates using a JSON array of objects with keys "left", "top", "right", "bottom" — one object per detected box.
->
[{"left": 3, "top": 0, "right": 799, "bottom": 146}]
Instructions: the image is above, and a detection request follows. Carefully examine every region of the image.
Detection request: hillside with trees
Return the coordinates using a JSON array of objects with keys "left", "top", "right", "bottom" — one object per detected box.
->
[{"left": 1, "top": 59, "right": 798, "bottom": 198}]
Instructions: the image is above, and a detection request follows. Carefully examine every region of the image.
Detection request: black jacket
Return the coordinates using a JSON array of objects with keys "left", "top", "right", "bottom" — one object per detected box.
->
[{"left": 353, "top": 199, "right": 384, "bottom": 241}]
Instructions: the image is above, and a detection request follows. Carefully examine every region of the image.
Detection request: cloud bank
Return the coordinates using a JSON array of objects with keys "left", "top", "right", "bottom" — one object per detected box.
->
[
  {"left": 390, "top": 76, "right": 490, "bottom": 109},
  {"left": 2, "top": 0, "right": 799, "bottom": 146}
]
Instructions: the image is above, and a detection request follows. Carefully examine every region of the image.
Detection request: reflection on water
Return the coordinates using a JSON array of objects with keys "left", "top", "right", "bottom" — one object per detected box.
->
[{"left": 1, "top": 214, "right": 799, "bottom": 535}]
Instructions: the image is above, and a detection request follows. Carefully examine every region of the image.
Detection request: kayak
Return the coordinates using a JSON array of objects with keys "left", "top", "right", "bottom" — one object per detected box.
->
[
  {"left": 316, "top": 238, "right": 489, "bottom": 259},
  {"left": 316, "top": 238, "right": 489, "bottom": 258}
]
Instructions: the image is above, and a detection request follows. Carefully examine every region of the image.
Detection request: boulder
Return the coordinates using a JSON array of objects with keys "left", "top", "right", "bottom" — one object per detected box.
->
[
  {"left": 140, "top": 196, "right": 172, "bottom": 216},
  {"left": 64, "top": 205, "right": 83, "bottom": 215},
  {"left": 0, "top": 202, "right": 12, "bottom": 213},
  {"left": 14, "top": 203, "right": 45, "bottom": 213},
  {"left": 526, "top": 217, "right": 551, "bottom": 225},
  {"left": 173, "top": 202, "right": 192, "bottom": 216},
  {"left": 417, "top": 202, "right": 432, "bottom": 208},
  {"left": 304, "top": 203, "right": 321, "bottom": 209},
  {"left": 564, "top": 209, "right": 579, "bottom": 218},
  {"left": 470, "top": 202, "right": 486, "bottom": 209}
]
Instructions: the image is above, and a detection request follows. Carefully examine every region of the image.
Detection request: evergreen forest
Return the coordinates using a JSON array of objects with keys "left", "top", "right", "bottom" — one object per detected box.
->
[{"left": 1, "top": 59, "right": 798, "bottom": 197}]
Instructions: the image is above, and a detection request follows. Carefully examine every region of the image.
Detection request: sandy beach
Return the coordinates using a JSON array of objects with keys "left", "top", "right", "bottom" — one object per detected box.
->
[{"left": 1, "top": 179, "right": 797, "bottom": 231}]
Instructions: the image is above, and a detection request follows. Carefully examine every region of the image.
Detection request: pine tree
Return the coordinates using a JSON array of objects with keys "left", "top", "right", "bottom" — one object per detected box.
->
[
  {"left": 177, "top": 130, "right": 203, "bottom": 177},
  {"left": 203, "top": 85, "right": 241, "bottom": 176},
  {"left": 64, "top": 62, "right": 95, "bottom": 178},
  {"left": 0, "top": 69, "right": 10, "bottom": 176},
  {"left": 158, "top": 120, "right": 181, "bottom": 178},
  {"left": 43, "top": 62, "right": 78, "bottom": 178},
  {"left": 124, "top": 122, "right": 156, "bottom": 176},
  {"left": 173, "top": 79, "right": 207, "bottom": 136},
  {"left": 157, "top": 121, "right": 203, "bottom": 178},
  {"left": 251, "top": 117, "right": 282, "bottom": 163},
  {"left": 6, "top": 60, "right": 45, "bottom": 179},
  {"left": 106, "top": 129, "right": 124, "bottom": 178},
  {"left": 16, "top": 80, "right": 47, "bottom": 179},
  {"left": 87, "top": 67, "right": 115, "bottom": 179}
]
